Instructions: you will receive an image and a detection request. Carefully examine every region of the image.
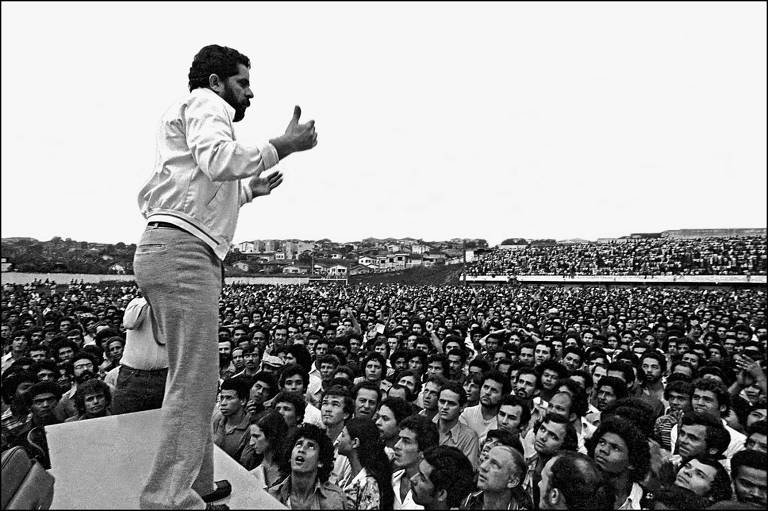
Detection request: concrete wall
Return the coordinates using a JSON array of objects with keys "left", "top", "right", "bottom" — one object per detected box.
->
[{"left": 1, "top": 272, "right": 315, "bottom": 286}]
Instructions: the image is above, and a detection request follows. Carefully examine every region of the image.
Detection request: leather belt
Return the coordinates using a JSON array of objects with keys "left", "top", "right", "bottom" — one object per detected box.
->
[{"left": 147, "top": 221, "right": 185, "bottom": 232}]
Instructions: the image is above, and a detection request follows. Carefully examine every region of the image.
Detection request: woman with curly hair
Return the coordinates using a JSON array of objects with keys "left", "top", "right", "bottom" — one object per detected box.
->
[
  {"left": 246, "top": 409, "right": 290, "bottom": 490},
  {"left": 337, "top": 417, "right": 395, "bottom": 510}
]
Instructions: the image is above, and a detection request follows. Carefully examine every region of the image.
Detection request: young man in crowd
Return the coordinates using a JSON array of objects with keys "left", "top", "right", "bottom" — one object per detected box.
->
[
  {"left": 392, "top": 414, "right": 439, "bottom": 510},
  {"left": 418, "top": 374, "right": 445, "bottom": 422},
  {"left": 588, "top": 415, "right": 651, "bottom": 510},
  {"left": 670, "top": 378, "right": 746, "bottom": 461},
  {"left": 212, "top": 377, "right": 251, "bottom": 462},
  {"left": 523, "top": 413, "right": 578, "bottom": 506},
  {"left": 434, "top": 380, "right": 480, "bottom": 469},
  {"left": 268, "top": 424, "right": 346, "bottom": 509},
  {"left": 277, "top": 364, "right": 323, "bottom": 427},
  {"left": 65, "top": 378, "right": 112, "bottom": 422},
  {"left": 319, "top": 384, "right": 353, "bottom": 486},
  {"left": 459, "top": 369, "right": 509, "bottom": 445},
  {"left": 410, "top": 445, "right": 475, "bottom": 510},
  {"left": 376, "top": 397, "right": 414, "bottom": 462},
  {"left": 272, "top": 390, "right": 306, "bottom": 428},
  {"left": 730, "top": 449, "right": 767, "bottom": 508}
]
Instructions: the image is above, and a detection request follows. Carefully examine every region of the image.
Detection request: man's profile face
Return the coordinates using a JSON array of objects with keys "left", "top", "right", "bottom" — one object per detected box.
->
[
  {"left": 219, "top": 63, "right": 253, "bottom": 122},
  {"left": 410, "top": 459, "right": 438, "bottom": 506}
]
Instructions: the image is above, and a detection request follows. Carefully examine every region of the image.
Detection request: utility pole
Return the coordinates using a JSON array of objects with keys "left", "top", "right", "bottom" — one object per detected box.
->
[{"left": 462, "top": 239, "right": 467, "bottom": 286}]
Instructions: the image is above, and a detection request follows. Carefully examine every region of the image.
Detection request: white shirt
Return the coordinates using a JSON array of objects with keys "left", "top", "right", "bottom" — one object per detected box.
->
[
  {"left": 391, "top": 469, "right": 423, "bottom": 510},
  {"left": 618, "top": 482, "right": 644, "bottom": 510},
  {"left": 459, "top": 404, "right": 497, "bottom": 445},
  {"left": 302, "top": 402, "right": 324, "bottom": 428}
]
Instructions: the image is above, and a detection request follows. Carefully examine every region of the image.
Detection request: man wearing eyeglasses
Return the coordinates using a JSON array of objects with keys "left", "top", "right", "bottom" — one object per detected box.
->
[{"left": 56, "top": 351, "right": 99, "bottom": 420}]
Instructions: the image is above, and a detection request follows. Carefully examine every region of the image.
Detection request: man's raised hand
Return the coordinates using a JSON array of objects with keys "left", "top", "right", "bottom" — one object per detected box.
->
[
  {"left": 270, "top": 105, "right": 318, "bottom": 160},
  {"left": 250, "top": 170, "right": 284, "bottom": 197},
  {"left": 284, "top": 105, "right": 317, "bottom": 151}
]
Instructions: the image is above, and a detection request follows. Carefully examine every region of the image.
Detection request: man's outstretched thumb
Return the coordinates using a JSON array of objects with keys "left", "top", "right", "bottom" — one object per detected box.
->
[{"left": 292, "top": 105, "right": 301, "bottom": 123}]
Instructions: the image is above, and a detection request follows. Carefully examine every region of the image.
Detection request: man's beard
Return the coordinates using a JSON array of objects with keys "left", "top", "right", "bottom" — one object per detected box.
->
[
  {"left": 221, "top": 85, "right": 246, "bottom": 122},
  {"left": 219, "top": 353, "right": 232, "bottom": 368},
  {"left": 75, "top": 370, "right": 95, "bottom": 384}
]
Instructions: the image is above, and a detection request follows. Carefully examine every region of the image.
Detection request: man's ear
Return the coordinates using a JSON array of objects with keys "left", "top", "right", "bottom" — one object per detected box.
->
[
  {"left": 208, "top": 73, "right": 224, "bottom": 93},
  {"left": 351, "top": 437, "right": 360, "bottom": 450},
  {"left": 547, "top": 488, "right": 562, "bottom": 507},
  {"left": 436, "top": 488, "right": 448, "bottom": 504}
]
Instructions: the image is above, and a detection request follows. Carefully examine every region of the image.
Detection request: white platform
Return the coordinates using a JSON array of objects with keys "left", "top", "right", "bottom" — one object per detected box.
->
[{"left": 46, "top": 408, "right": 286, "bottom": 509}]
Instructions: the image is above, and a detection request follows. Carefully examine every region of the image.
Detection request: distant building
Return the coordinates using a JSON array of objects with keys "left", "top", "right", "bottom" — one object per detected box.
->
[
  {"left": 237, "top": 241, "right": 257, "bottom": 253},
  {"left": 328, "top": 265, "right": 348, "bottom": 277},
  {"left": 359, "top": 256, "right": 375, "bottom": 266},
  {"left": 282, "top": 266, "right": 303, "bottom": 274},
  {"left": 1, "top": 258, "right": 13, "bottom": 272}
]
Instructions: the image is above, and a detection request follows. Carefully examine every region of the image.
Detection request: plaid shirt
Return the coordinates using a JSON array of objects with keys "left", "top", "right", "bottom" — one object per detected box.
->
[{"left": 0, "top": 408, "right": 31, "bottom": 449}]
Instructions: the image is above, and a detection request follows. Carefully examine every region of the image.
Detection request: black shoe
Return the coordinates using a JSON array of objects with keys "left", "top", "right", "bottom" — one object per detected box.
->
[
  {"left": 204, "top": 504, "right": 229, "bottom": 511},
  {"left": 201, "top": 480, "right": 232, "bottom": 503}
]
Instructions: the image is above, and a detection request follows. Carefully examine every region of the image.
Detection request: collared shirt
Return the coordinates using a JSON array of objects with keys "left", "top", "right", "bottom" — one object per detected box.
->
[
  {"left": 391, "top": 469, "right": 423, "bottom": 510},
  {"left": 269, "top": 476, "right": 347, "bottom": 510},
  {"left": 460, "top": 489, "right": 533, "bottom": 510},
  {"left": 307, "top": 377, "right": 324, "bottom": 408},
  {"left": 577, "top": 416, "right": 597, "bottom": 454},
  {"left": 137, "top": 87, "right": 280, "bottom": 261},
  {"left": 617, "top": 482, "right": 645, "bottom": 510},
  {"left": 433, "top": 415, "right": 480, "bottom": 469},
  {"left": 459, "top": 404, "right": 497, "bottom": 445},
  {"left": 212, "top": 409, "right": 251, "bottom": 461}
]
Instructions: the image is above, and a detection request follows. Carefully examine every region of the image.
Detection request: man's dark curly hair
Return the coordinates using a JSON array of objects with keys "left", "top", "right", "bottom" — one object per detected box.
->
[
  {"left": 284, "top": 423, "right": 335, "bottom": 483},
  {"left": 188, "top": 45, "right": 250, "bottom": 92},
  {"left": 587, "top": 416, "right": 650, "bottom": 483},
  {"left": 74, "top": 378, "right": 111, "bottom": 415}
]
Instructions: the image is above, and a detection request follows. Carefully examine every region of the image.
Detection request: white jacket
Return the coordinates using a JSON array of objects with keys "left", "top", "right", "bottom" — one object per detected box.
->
[{"left": 137, "top": 88, "right": 280, "bottom": 260}]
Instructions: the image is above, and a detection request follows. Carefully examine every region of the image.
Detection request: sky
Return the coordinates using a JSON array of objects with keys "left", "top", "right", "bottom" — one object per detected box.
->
[{"left": 2, "top": 1, "right": 766, "bottom": 247}]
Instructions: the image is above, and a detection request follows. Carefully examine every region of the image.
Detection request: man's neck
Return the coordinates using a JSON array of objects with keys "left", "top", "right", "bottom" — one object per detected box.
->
[
  {"left": 644, "top": 380, "right": 664, "bottom": 393},
  {"left": 290, "top": 470, "right": 318, "bottom": 499},
  {"left": 480, "top": 403, "right": 500, "bottom": 420},
  {"left": 325, "top": 422, "right": 344, "bottom": 442},
  {"left": 607, "top": 471, "right": 634, "bottom": 508},
  {"left": 438, "top": 416, "right": 459, "bottom": 435},
  {"left": 224, "top": 407, "right": 246, "bottom": 425},
  {"left": 482, "top": 488, "right": 513, "bottom": 510},
  {"left": 404, "top": 461, "right": 419, "bottom": 478},
  {"left": 244, "top": 366, "right": 258, "bottom": 376}
]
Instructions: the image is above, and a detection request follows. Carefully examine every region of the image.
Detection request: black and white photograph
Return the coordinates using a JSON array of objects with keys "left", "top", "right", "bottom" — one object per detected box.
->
[{"left": 1, "top": 1, "right": 766, "bottom": 510}]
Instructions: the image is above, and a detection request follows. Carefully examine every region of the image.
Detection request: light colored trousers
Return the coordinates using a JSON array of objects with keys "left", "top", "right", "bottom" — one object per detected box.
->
[{"left": 134, "top": 225, "right": 221, "bottom": 509}]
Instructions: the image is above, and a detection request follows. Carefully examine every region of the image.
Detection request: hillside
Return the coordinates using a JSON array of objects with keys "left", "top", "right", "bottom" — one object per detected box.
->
[{"left": 349, "top": 264, "right": 464, "bottom": 286}]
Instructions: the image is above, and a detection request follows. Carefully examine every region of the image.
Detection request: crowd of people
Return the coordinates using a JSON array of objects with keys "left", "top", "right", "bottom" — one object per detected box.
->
[
  {"left": 465, "top": 236, "right": 767, "bottom": 277},
  {"left": 2, "top": 279, "right": 767, "bottom": 509}
]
